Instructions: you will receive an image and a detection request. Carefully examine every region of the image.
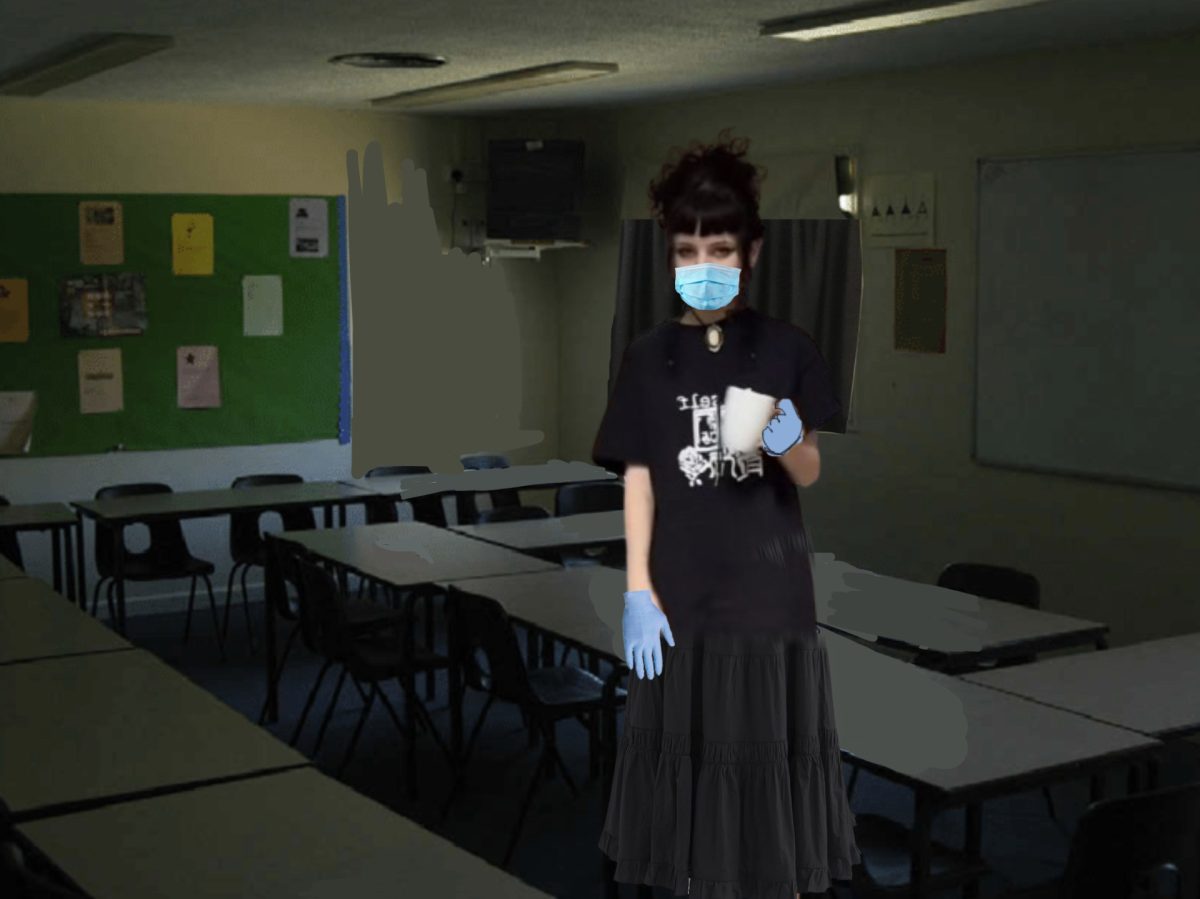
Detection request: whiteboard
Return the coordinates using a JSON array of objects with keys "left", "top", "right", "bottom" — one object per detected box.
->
[{"left": 974, "top": 147, "right": 1200, "bottom": 492}]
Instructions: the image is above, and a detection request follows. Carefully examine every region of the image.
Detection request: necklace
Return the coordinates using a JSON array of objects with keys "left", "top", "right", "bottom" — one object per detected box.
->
[{"left": 687, "top": 308, "right": 726, "bottom": 353}]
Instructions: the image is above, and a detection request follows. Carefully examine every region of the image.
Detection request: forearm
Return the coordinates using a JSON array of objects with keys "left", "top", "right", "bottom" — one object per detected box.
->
[
  {"left": 777, "top": 440, "right": 820, "bottom": 488},
  {"left": 623, "top": 465, "right": 660, "bottom": 608}
]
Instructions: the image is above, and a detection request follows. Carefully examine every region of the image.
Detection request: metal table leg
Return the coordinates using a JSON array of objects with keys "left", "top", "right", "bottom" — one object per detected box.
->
[
  {"left": 75, "top": 516, "right": 86, "bottom": 612},
  {"left": 113, "top": 523, "right": 127, "bottom": 635},
  {"left": 51, "top": 527, "right": 63, "bottom": 594},
  {"left": 909, "top": 790, "right": 933, "bottom": 898}
]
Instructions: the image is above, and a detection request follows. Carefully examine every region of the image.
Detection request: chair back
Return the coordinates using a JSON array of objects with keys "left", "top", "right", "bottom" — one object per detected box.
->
[
  {"left": 293, "top": 552, "right": 355, "bottom": 660},
  {"left": 1061, "top": 780, "right": 1200, "bottom": 899},
  {"left": 937, "top": 562, "right": 1040, "bottom": 609},
  {"left": 364, "top": 465, "right": 446, "bottom": 527},
  {"left": 452, "top": 590, "right": 535, "bottom": 706},
  {"left": 228, "top": 474, "right": 314, "bottom": 564},
  {"left": 460, "top": 453, "right": 518, "bottom": 514},
  {"left": 460, "top": 453, "right": 510, "bottom": 470},
  {"left": 555, "top": 482, "right": 623, "bottom": 517},
  {"left": 0, "top": 496, "right": 22, "bottom": 568},
  {"left": 473, "top": 505, "right": 550, "bottom": 525},
  {"left": 93, "top": 483, "right": 189, "bottom": 578}
]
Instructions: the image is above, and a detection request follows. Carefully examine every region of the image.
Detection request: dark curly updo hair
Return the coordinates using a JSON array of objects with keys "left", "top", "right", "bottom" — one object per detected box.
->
[{"left": 648, "top": 128, "right": 767, "bottom": 302}]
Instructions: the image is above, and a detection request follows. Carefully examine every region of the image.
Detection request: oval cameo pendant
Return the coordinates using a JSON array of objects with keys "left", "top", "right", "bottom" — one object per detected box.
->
[{"left": 705, "top": 323, "right": 724, "bottom": 353}]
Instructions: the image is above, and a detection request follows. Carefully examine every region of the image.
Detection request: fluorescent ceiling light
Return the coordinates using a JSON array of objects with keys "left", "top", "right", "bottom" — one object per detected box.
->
[
  {"left": 0, "top": 34, "right": 174, "bottom": 96},
  {"left": 762, "top": 0, "right": 1051, "bottom": 41},
  {"left": 370, "top": 61, "right": 618, "bottom": 110}
]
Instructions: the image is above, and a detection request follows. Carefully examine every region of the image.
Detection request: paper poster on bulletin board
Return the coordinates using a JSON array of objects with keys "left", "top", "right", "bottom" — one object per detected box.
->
[
  {"left": 172, "top": 213, "right": 214, "bottom": 275},
  {"left": 0, "top": 279, "right": 29, "bottom": 342},
  {"left": 79, "top": 201, "right": 125, "bottom": 265}
]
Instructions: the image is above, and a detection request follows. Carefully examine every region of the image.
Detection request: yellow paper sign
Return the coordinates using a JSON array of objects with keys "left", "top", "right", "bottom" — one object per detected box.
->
[
  {"left": 79, "top": 201, "right": 125, "bottom": 265},
  {"left": 0, "top": 278, "right": 30, "bottom": 342},
  {"left": 172, "top": 213, "right": 214, "bottom": 275}
]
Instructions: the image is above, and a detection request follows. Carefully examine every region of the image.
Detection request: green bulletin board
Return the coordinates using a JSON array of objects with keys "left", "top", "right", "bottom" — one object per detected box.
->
[{"left": 0, "top": 194, "right": 346, "bottom": 457}]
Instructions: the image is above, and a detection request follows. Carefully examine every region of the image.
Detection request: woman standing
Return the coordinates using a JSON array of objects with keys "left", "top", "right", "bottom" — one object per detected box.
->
[{"left": 594, "top": 129, "right": 861, "bottom": 898}]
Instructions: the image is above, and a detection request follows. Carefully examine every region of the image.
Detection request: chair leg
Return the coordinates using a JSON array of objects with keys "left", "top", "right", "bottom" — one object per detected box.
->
[
  {"left": 439, "top": 694, "right": 495, "bottom": 822},
  {"left": 91, "top": 577, "right": 110, "bottom": 617},
  {"left": 587, "top": 710, "right": 599, "bottom": 780},
  {"left": 223, "top": 563, "right": 241, "bottom": 640},
  {"left": 202, "top": 575, "right": 226, "bottom": 661},
  {"left": 544, "top": 722, "right": 578, "bottom": 797},
  {"left": 105, "top": 580, "right": 116, "bottom": 623},
  {"left": 337, "top": 678, "right": 377, "bottom": 777},
  {"left": 405, "top": 681, "right": 453, "bottom": 767},
  {"left": 1042, "top": 785, "right": 1057, "bottom": 821},
  {"left": 312, "top": 667, "right": 349, "bottom": 759},
  {"left": 240, "top": 564, "right": 255, "bottom": 651},
  {"left": 289, "top": 659, "right": 333, "bottom": 746},
  {"left": 183, "top": 576, "right": 198, "bottom": 643},
  {"left": 424, "top": 592, "right": 436, "bottom": 701},
  {"left": 374, "top": 681, "right": 418, "bottom": 799},
  {"left": 258, "top": 622, "right": 301, "bottom": 726},
  {"left": 503, "top": 734, "right": 551, "bottom": 868}
]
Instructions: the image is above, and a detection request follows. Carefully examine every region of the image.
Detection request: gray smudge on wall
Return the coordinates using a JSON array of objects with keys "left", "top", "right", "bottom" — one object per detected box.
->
[{"left": 346, "top": 143, "right": 543, "bottom": 477}]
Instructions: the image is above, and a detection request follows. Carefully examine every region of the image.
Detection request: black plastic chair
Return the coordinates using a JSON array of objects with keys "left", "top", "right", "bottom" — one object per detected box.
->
[
  {"left": 363, "top": 465, "right": 447, "bottom": 528},
  {"left": 439, "top": 587, "right": 626, "bottom": 868},
  {"left": 90, "top": 483, "right": 225, "bottom": 660},
  {"left": 459, "top": 452, "right": 521, "bottom": 524},
  {"left": 0, "top": 496, "right": 23, "bottom": 569},
  {"left": 288, "top": 548, "right": 453, "bottom": 797},
  {"left": 995, "top": 780, "right": 1200, "bottom": 899},
  {"left": 472, "top": 505, "right": 550, "bottom": 525},
  {"left": 554, "top": 481, "right": 625, "bottom": 568},
  {"left": 255, "top": 536, "right": 408, "bottom": 726},
  {"left": 225, "top": 474, "right": 315, "bottom": 651}
]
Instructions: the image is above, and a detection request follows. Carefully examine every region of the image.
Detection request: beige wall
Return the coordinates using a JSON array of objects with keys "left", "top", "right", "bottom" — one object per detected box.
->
[{"left": 500, "top": 30, "right": 1200, "bottom": 646}]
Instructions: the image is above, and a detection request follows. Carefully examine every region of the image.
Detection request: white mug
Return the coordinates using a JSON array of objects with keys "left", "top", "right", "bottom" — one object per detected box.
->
[{"left": 721, "top": 386, "right": 778, "bottom": 454}]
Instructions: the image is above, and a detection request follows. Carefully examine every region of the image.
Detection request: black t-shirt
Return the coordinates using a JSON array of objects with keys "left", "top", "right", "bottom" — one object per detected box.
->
[{"left": 593, "top": 306, "right": 841, "bottom": 638}]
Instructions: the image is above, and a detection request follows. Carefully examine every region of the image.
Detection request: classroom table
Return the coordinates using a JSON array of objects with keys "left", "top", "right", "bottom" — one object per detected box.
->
[
  {"left": 821, "top": 627, "right": 1161, "bottom": 897},
  {"left": 0, "top": 501, "right": 80, "bottom": 603},
  {"left": 450, "top": 508, "right": 624, "bottom": 561},
  {"left": 0, "top": 576, "right": 131, "bottom": 665},
  {"left": 261, "top": 521, "right": 559, "bottom": 753},
  {"left": 962, "top": 631, "right": 1200, "bottom": 741},
  {"left": 1, "top": 648, "right": 309, "bottom": 822},
  {"left": 344, "top": 459, "right": 616, "bottom": 505},
  {"left": 72, "top": 480, "right": 375, "bottom": 634},
  {"left": 16, "top": 767, "right": 555, "bottom": 899},
  {"left": 813, "top": 553, "right": 1109, "bottom": 670}
]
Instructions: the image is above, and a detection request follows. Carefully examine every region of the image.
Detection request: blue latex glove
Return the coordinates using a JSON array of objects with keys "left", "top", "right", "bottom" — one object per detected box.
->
[
  {"left": 762, "top": 398, "right": 805, "bottom": 457},
  {"left": 622, "top": 589, "right": 675, "bottom": 680}
]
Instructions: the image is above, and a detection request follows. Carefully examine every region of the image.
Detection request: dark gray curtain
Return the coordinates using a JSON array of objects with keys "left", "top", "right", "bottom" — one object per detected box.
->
[{"left": 608, "top": 219, "right": 861, "bottom": 433}]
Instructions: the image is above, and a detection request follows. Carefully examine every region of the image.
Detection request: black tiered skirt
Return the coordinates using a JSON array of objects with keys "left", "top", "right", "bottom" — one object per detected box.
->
[{"left": 598, "top": 627, "right": 861, "bottom": 898}]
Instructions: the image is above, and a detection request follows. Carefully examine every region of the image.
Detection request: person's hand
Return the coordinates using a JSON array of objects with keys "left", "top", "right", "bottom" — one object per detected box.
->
[
  {"left": 762, "top": 398, "right": 805, "bottom": 456},
  {"left": 622, "top": 589, "right": 675, "bottom": 680}
]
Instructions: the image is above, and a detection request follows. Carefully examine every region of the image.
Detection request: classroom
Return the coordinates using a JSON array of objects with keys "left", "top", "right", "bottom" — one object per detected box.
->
[{"left": 2, "top": 1, "right": 1199, "bottom": 897}]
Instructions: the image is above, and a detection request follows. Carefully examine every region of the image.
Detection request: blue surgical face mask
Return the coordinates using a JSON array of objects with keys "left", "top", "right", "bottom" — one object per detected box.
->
[{"left": 674, "top": 262, "right": 741, "bottom": 311}]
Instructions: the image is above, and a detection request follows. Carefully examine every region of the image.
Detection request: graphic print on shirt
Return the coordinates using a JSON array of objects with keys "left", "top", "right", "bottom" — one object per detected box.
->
[{"left": 675, "top": 391, "right": 764, "bottom": 487}]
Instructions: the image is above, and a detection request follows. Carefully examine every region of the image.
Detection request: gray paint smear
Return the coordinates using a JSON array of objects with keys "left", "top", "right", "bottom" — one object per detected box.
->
[{"left": 346, "top": 143, "right": 542, "bottom": 478}]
